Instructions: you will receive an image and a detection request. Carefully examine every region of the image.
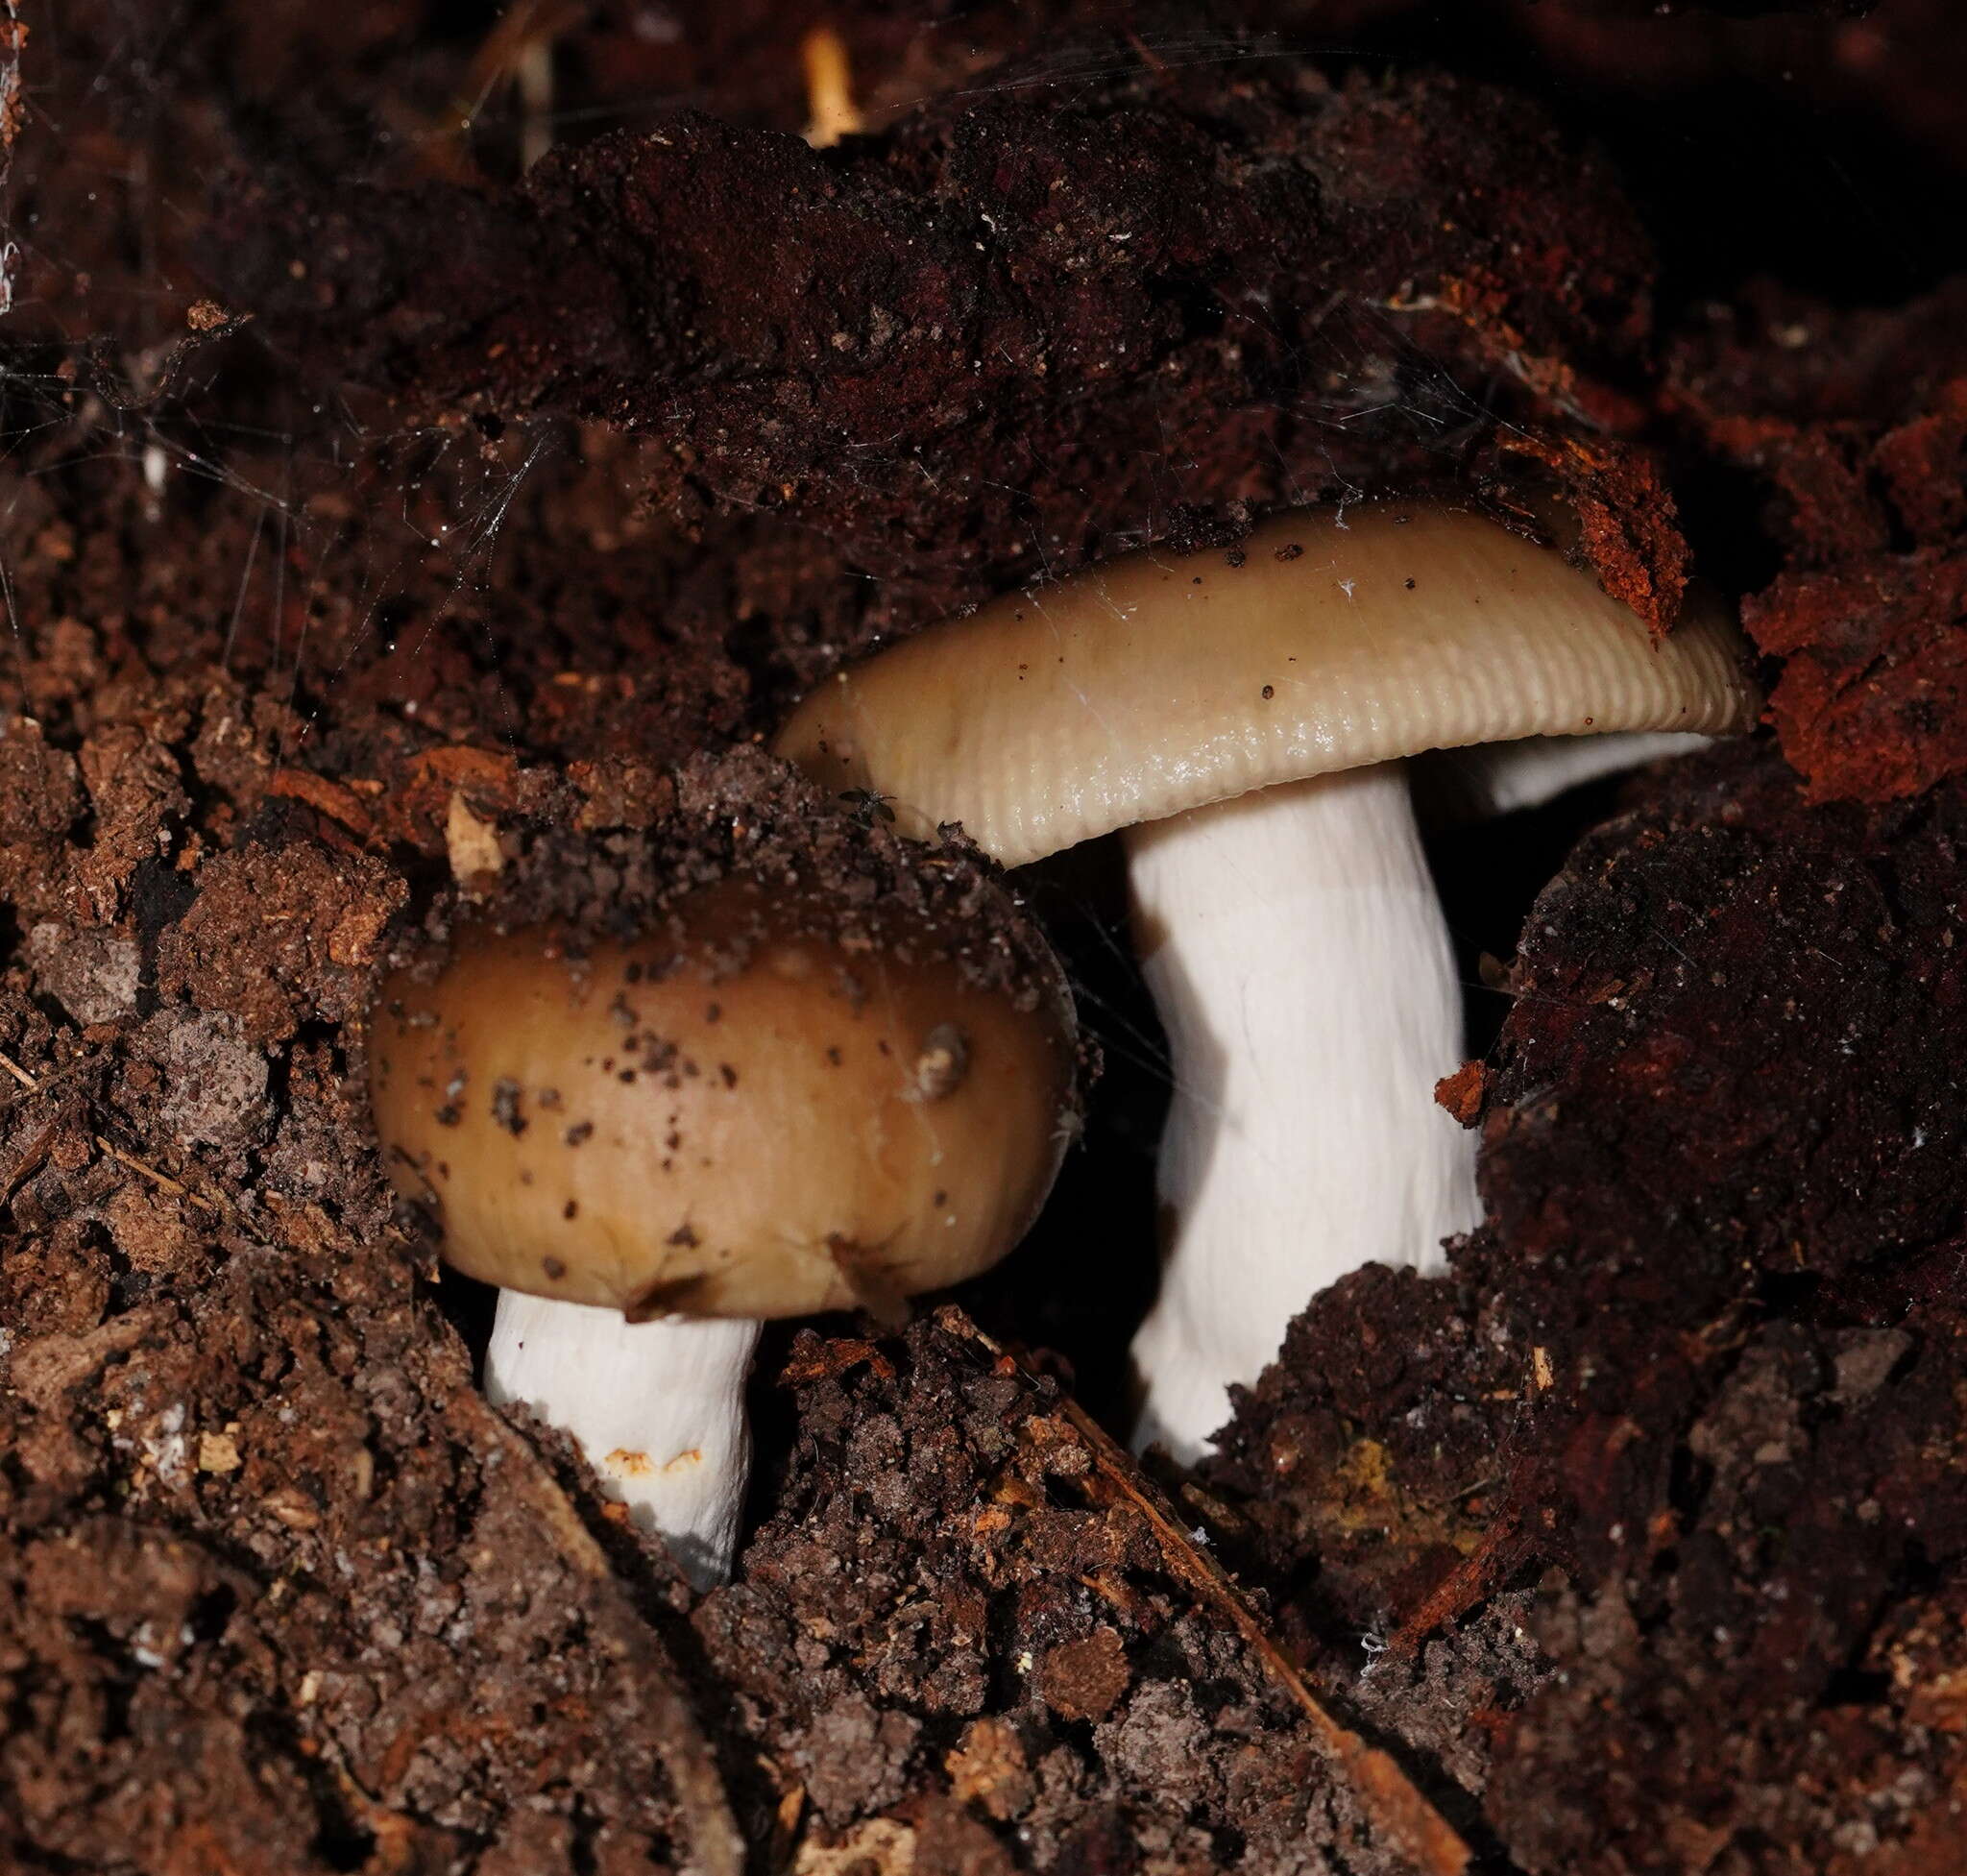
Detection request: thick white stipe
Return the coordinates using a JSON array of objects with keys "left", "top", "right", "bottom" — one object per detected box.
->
[
  {"left": 1125, "top": 765, "right": 1479, "bottom": 1462},
  {"left": 486, "top": 1294, "right": 760, "bottom": 1589}
]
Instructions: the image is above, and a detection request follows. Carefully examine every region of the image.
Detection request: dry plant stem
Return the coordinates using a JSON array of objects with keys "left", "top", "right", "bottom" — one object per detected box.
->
[
  {"left": 0, "top": 1048, "right": 224, "bottom": 1215},
  {"left": 1387, "top": 1501, "right": 1537, "bottom": 1661},
  {"left": 1126, "top": 764, "right": 1478, "bottom": 1460},
  {"left": 487, "top": 1295, "right": 761, "bottom": 1591},
  {"left": 944, "top": 1310, "right": 1471, "bottom": 1876}
]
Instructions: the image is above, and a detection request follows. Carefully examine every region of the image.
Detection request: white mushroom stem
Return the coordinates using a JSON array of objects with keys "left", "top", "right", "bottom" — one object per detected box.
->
[
  {"left": 771, "top": 501, "right": 1761, "bottom": 1465},
  {"left": 1421, "top": 729, "right": 1714, "bottom": 824},
  {"left": 1125, "top": 763, "right": 1479, "bottom": 1462},
  {"left": 486, "top": 1293, "right": 761, "bottom": 1590}
]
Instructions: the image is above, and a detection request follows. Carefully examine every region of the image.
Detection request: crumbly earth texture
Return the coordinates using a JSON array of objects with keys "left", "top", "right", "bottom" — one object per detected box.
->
[
  {"left": 1206, "top": 744, "right": 1967, "bottom": 1874},
  {"left": 5, "top": 2, "right": 1967, "bottom": 1872}
]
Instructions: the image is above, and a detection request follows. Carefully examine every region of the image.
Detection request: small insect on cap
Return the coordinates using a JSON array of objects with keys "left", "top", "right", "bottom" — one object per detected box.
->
[{"left": 368, "top": 874, "right": 1077, "bottom": 1320}]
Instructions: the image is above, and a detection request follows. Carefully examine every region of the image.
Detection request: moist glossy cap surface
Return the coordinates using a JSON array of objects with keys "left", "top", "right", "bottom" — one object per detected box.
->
[{"left": 369, "top": 878, "right": 1076, "bottom": 1318}]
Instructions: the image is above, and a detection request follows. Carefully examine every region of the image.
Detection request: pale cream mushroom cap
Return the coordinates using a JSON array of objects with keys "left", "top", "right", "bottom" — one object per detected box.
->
[
  {"left": 773, "top": 501, "right": 1760, "bottom": 865},
  {"left": 369, "top": 876, "right": 1076, "bottom": 1319}
]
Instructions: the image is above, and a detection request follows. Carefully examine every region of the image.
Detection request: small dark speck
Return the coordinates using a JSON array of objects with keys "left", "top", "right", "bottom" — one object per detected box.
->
[
  {"left": 543, "top": 1255, "right": 567, "bottom": 1279},
  {"left": 565, "top": 1121, "right": 594, "bottom": 1146},
  {"left": 1275, "top": 543, "right": 1303, "bottom": 561},
  {"left": 624, "top": 962, "right": 644, "bottom": 984},
  {"left": 1261, "top": 684, "right": 1275, "bottom": 700},
  {"left": 826, "top": 1046, "right": 843, "bottom": 1066},
  {"left": 434, "top": 1105, "right": 461, "bottom": 1128},
  {"left": 1225, "top": 548, "right": 1246, "bottom": 568},
  {"left": 619, "top": 1068, "right": 638, "bottom": 1084},
  {"left": 492, "top": 1078, "right": 527, "bottom": 1136},
  {"left": 719, "top": 1063, "right": 738, "bottom": 1088},
  {"left": 1192, "top": 575, "right": 1203, "bottom": 585},
  {"left": 436, "top": 1161, "right": 450, "bottom": 1181},
  {"left": 519, "top": 1169, "right": 534, "bottom": 1186},
  {"left": 1404, "top": 577, "right": 1416, "bottom": 590},
  {"left": 668, "top": 1223, "right": 699, "bottom": 1248},
  {"left": 562, "top": 1202, "right": 578, "bottom": 1223},
  {"left": 934, "top": 1190, "right": 948, "bottom": 1208},
  {"left": 705, "top": 1002, "right": 721, "bottom": 1024},
  {"left": 538, "top": 1086, "right": 562, "bottom": 1110}
]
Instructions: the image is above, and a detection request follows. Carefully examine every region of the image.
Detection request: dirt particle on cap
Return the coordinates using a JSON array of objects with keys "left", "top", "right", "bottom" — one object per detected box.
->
[
  {"left": 565, "top": 1121, "right": 594, "bottom": 1146},
  {"left": 491, "top": 1078, "right": 527, "bottom": 1135},
  {"left": 909, "top": 1024, "right": 969, "bottom": 1103},
  {"left": 542, "top": 1255, "right": 567, "bottom": 1279}
]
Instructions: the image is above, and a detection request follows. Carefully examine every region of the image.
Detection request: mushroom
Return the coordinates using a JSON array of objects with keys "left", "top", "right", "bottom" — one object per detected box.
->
[
  {"left": 1421, "top": 729, "right": 1716, "bottom": 823},
  {"left": 773, "top": 500, "right": 1759, "bottom": 1459},
  {"left": 369, "top": 872, "right": 1076, "bottom": 1583}
]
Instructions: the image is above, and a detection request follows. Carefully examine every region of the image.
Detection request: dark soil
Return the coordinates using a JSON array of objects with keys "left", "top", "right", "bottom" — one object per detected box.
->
[
  {"left": 4, "top": 3, "right": 1966, "bottom": 1872},
  {"left": 1208, "top": 743, "right": 1967, "bottom": 1873}
]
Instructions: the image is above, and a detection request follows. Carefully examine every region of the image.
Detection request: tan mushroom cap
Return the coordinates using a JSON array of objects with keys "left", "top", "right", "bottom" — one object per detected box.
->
[
  {"left": 773, "top": 501, "right": 1761, "bottom": 866},
  {"left": 368, "top": 877, "right": 1076, "bottom": 1320}
]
